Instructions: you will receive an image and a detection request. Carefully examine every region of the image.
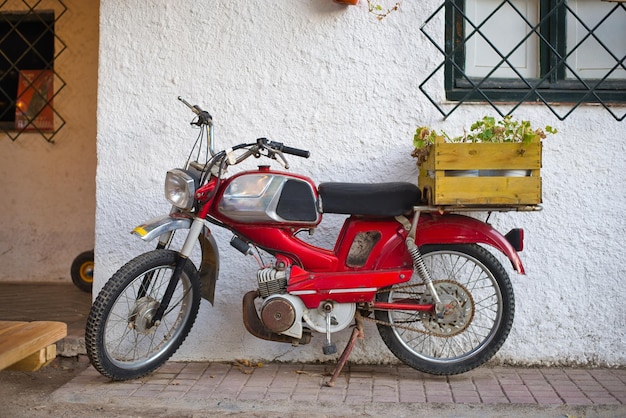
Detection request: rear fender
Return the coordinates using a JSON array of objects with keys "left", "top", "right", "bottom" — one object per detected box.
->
[
  {"left": 416, "top": 214, "right": 525, "bottom": 274},
  {"left": 133, "top": 213, "right": 220, "bottom": 304}
]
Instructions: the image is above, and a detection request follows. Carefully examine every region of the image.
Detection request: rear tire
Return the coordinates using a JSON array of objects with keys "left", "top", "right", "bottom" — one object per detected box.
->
[
  {"left": 85, "top": 249, "right": 200, "bottom": 380},
  {"left": 375, "top": 244, "right": 515, "bottom": 375}
]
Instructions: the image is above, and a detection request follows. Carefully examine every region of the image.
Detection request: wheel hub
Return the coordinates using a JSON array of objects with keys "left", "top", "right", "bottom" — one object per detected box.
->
[
  {"left": 79, "top": 262, "right": 94, "bottom": 283},
  {"left": 420, "top": 280, "right": 474, "bottom": 337},
  {"left": 129, "top": 297, "right": 160, "bottom": 334}
]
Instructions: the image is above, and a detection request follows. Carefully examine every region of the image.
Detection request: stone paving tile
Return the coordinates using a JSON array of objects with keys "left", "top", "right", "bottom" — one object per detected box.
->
[
  {"left": 51, "top": 361, "right": 626, "bottom": 412},
  {"left": 3, "top": 282, "right": 626, "bottom": 411}
]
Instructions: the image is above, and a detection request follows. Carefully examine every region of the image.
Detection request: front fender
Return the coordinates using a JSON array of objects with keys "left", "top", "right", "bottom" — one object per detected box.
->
[
  {"left": 132, "top": 213, "right": 194, "bottom": 242},
  {"left": 133, "top": 213, "right": 220, "bottom": 304},
  {"left": 416, "top": 214, "right": 525, "bottom": 274}
]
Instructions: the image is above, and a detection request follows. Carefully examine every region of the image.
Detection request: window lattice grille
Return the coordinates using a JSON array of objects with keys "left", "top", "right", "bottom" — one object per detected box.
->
[
  {"left": 0, "top": 0, "right": 67, "bottom": 143},
  {"left": 420, "top": 0, "right": 626, "bottom": 121}
]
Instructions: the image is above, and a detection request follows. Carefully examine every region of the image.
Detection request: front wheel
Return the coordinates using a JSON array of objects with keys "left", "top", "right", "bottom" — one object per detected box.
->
[
  {"left": 375, "top": 244, "right": 515, "bottom": 375},
  {"left": 85, "top": 249, "right": 201, "bottom": 380}
]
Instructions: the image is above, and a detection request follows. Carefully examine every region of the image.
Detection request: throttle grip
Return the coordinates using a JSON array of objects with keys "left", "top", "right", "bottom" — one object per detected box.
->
[
  {"left": 281, "top": 145, "right": 310, "bottom": 158},
  {"left": 259, "top": 138, "right": 310, "bottom": 158}
]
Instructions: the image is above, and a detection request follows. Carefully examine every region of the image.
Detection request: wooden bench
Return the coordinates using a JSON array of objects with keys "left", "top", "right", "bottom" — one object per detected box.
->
[{"left": 0, "top": 321, "right": 67, "bottom": 371}]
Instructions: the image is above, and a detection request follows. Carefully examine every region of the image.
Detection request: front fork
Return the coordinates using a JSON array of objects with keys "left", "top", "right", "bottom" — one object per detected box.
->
[
  {"left": 149, "top": 217, "right": 205, "bottom": 325},
  {"left": 136, "top": 239, "right": 168, "bottom": 302},
  {"left": 398, "top": 210, "right": 444, "bottom": 318}
]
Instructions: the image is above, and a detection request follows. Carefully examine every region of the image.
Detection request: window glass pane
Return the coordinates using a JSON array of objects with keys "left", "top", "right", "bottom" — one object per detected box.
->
[
  {"left": 464, "top": 0, "right": 539, "bottom": 78},
  {"left": 566, "top": 0, "right": 626, "bottom": 80}
]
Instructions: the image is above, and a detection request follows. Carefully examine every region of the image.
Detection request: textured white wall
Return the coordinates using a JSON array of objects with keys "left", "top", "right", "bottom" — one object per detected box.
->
[
  {"left": 96, "top": 0, "right": 626, "bottom": 366},
  {"left": 0, "top": 0, "right": 98, "bottom": 282}
]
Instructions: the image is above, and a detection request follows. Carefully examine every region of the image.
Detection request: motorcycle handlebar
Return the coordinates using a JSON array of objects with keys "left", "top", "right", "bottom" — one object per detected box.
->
[
  {"left": 177, "top": 97, "right": 309, "bottom": 164},
  {"left": 178, "top": 96, "right": 212, "bottom": 126},
  {"left": 258, "top": 138, "right": 310, "bottom": 159}
]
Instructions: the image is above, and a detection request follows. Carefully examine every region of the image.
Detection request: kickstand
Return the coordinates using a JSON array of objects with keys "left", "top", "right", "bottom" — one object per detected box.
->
[{"left": 324, "top": 312, "right": 364, "bottom": 387}]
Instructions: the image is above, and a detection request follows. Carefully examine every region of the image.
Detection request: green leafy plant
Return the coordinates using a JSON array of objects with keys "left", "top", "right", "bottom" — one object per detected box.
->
[
  {"left": 458, "top": 116, "right": 557, "bottom": 144},
  {"left": 367, "top": 0, "right": 402, "bottom": 20},
  {"left": 411, "top": 126, "right": 446, "bottom": 165},
  {"left": 411, "top": 116, "right": 557, "bottom": 166}
]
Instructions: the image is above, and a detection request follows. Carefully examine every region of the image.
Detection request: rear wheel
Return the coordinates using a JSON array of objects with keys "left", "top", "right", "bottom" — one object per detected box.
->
[
  {"left": 375, "top": 244, "right": 515, "bottom": 375},
  {"left": 85, "top": 249, "right": 200, "bottom": 380}
]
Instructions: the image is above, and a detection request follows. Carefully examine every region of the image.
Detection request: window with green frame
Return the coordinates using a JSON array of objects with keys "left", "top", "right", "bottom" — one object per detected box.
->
[{"left": 420, "top": 0, "right": 626, "bottom": 119}]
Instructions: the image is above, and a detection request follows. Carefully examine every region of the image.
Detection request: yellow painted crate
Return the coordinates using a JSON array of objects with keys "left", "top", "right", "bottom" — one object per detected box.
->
[{"left": 418, "top": 137, "right": 542, "bottom": 206}]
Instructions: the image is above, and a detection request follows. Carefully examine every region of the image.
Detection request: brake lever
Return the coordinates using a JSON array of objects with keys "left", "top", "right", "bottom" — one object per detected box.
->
[
  {"left": 273, "top": 150, "right": 290, "bottom": 170},
  {"left": 178, "top": 97, "right": 212, "bottom": 126},
  {"left": 263, "top": 148, "right": 288, "bottom": 169},
  {"left": 257, "top": 138, "right": 290, "bottom": 169}
]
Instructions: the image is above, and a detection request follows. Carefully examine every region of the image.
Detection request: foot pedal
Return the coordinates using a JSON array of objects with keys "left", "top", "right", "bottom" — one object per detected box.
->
[
  {"left": 322, "top": 304, "right": 337, "bottom": 355},
  {"left": 323, "top": 344, "right": 337, "bottom": 355}
]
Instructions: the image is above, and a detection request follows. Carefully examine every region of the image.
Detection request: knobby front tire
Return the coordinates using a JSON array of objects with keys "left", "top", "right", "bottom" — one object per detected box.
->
[
  {"left": 375, "top": 244, "right": 515, "bottom": 376},
  {"left": 85, "top": 249, "right": 201, "bottom": 381}
]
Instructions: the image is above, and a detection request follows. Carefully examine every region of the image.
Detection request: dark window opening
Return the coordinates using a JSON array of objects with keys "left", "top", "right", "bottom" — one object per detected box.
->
[{"left": 0, "top": 5, "right": 66, "bottom": 142}]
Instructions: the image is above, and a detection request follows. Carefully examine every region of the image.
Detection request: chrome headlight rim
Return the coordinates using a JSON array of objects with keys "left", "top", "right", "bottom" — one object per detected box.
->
[{"left": 165, "top": 168, "right": 199, "bottom": 210}]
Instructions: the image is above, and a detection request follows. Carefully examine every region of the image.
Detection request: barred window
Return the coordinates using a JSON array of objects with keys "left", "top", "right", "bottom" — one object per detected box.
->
[
  {"left": 1, "top": 5, "right": 66, "bottom": 142},
  {"left": 420, "top": 0, "right": 626, "bottom": 120}
]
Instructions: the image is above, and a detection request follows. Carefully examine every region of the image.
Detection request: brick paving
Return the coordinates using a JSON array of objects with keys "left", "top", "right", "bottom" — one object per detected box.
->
[
  {"left": 2, "top": 282, "right": 626, "bottom": 414},
  {"left": 53, "top": 361, "right": 626, "bottom": 408}
]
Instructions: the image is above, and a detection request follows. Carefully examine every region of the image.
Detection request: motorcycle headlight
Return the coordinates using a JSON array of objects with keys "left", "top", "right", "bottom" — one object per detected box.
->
[{"left": 165, "top": 169, "right": 198, "bottom": 210}]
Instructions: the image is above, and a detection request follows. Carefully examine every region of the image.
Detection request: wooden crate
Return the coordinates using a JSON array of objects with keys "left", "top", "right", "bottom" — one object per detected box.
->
[{"left": 418, "top": 137, "right": 542, "bottom": 206}]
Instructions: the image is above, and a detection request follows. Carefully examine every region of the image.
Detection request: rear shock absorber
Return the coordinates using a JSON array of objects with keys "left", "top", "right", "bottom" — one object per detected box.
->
[
  {"left": 407, "top": 241, "right": 432, "bottom": 283},
  {"left": 404, "top": 210, "right": 443, "bottom": 318}
]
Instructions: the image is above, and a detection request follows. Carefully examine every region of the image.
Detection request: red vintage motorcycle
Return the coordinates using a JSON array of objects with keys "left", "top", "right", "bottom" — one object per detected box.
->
[{"left": 86, "top": 98, "right": 527, "bottom": 386}]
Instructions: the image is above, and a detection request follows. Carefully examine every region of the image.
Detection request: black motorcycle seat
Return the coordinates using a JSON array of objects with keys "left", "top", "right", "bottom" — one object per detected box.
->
[{"left": 318, "top": 182, "right": 421, "bottom": 216}]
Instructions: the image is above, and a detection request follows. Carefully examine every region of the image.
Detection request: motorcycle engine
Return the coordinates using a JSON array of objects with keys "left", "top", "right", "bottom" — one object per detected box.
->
[
  {"left": 256, "top": 266, "right": 356, "bottom": 338},
  {"left": 257, "top": 267, "right": 287, "bottom": 298}
]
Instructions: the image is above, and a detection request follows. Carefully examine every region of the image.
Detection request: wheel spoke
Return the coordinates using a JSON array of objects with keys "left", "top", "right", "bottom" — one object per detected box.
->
[
  {"left": 107, "top": 277, "right": 186, "bottom": 360},
  {"left": 375, "top": 244, "right": 514, "bottom": 375},
  {"left": 87, "top": 250, "right": 200, "bottom": 380}
]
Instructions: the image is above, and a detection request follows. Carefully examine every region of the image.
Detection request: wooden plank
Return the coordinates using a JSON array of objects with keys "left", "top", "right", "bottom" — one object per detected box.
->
[
  {"left": 6, "top": 344, "right": 57, "bottom": 371},
  {"left": 0, "top": 322, "right": 24, "bottom": 336},
  {"left": 432, "top": 141, "right": 542, "bottom": 170},
  {"left": 433, "top": 176, "right": 542, "bottom": 206},
  {"left": 0, "top": 321, "right": 67, "bottom": 370}
]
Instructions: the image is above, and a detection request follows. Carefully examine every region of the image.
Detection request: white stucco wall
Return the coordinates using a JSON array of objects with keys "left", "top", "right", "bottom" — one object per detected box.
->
[
  {"left": 96, "top": 1, "right": 626, "bottom": 367},
  {"left": 0, "top": 0, "right": 98, "bottom": 282}
]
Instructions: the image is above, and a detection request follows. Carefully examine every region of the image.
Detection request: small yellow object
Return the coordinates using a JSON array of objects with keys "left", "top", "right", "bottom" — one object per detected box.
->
[{"left": 133, "top": 226, "right": 148, "bottom": 237}]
